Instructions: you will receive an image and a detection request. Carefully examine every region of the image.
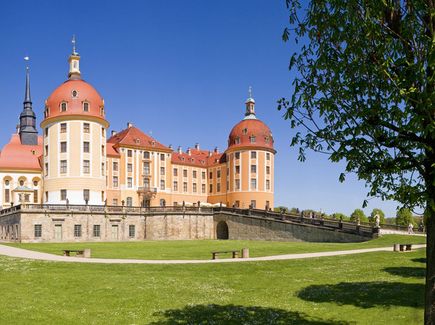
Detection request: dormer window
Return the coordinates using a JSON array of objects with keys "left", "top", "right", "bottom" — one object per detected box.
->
[
  {"left": 44, "top": 106, "right": 49, "bottom": 118},
  {"left": 250, "top": 136, "right": 256, "bottom": 143},
  {"left": 83, "top": 102, "right": 89, "bottom": 112},
  {"left": 100, "top": 106, "right": 105, "bottom": 116},
  {"left": 235, "top": 137, "right": 241, "bottom": 145},
  {"left": 265, "top": 136, "right": 270, "bottom": 143},
  {"left": 60, "top": 102, "right": 67, "bottom": 112},
  {"left": 151, "top": 141, "right": 156, "bottom": 147},
  {"left": 134, "top": 138, "right": 140, "bottom": 144},
  {"left": 72, "top": 90, "right": 78, "bottom": 98},
  {"left": 242, "top": 128, "right": 248, "bottom": 135}
]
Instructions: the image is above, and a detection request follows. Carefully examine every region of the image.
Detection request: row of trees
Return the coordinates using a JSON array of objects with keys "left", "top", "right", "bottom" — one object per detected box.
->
[{"left": 274, "top": 206, "right": 422, "bottom": 226}]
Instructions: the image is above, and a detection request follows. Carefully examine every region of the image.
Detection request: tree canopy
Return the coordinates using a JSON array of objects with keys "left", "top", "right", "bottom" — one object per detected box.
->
[
  {"left": 280, "top": 1, "right": 435, "bottom": 321},
  {"left": 396, "top": 207, "right": 415, "bottom": 226},
  {"left": 350, "top": 209, "right": 368, "bottom": 223}
]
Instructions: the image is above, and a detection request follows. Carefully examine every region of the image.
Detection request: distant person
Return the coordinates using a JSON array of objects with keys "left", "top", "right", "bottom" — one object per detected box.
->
[{"left": 408, "top": 223, "right": 414, "bottom": 234}]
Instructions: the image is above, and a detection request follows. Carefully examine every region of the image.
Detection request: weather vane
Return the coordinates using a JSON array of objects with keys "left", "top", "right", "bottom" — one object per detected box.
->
[
  {"left": 24, "top": 56, "right": 30, "bottom": 70},
  {"left": 72, "top": 35, "right": 77, "bottom": 55},
  {"left": 248, "top": 86, "right": 253, "bottom": 98}
]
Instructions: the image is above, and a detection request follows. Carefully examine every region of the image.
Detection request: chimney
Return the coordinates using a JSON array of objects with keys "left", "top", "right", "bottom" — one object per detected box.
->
[
  {"left": 127, "top": 122, "right": 133, "bottom": 128},
  {"left": 208, "top": 151, "right": 212, "bottom": 157},
  {"left": 168, "top": 144, "right": 173, "bottom": 150},
  {"left": 111, "top": 130, "right": 117, "bottom": 137},
  {"left": 187, "top": 148, "right": 191, "bottom": 156},
  {"left": 177, "top": 146, "right": 182, "bottom": 154},
  {"left": 214, "top": 147, "right": 219, "bottom": 154},
  {"left": 195, "top": 143, "right": 200, "bottom": 150}
]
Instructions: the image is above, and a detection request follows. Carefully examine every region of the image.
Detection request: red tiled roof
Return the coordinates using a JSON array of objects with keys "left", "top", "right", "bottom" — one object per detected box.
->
[
  {"left": 108, "top": 126, "right": 171, "bottom": 152},
  {"left": 228, "top": 118, "right": 274, "bottom": 151},
  {"left": 0, "top": 134, "right": 43, "bottom": 171},
  {"left": 44, "top": 79, "right": 107, "bottom": 123},
  {"left": 106, "top": 142, "right": 120, "bottom": 157},
  {"left": 171, "top": 148, "right": 226, "bottom": 167}
]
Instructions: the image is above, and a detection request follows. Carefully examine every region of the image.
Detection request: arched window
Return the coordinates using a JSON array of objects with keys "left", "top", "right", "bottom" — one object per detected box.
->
[
  {"left": 83, "top": 102, "right": 89, "bottom": 112},
  {"left": 60, "top": 102, "right": 67, "bottom": 112}
]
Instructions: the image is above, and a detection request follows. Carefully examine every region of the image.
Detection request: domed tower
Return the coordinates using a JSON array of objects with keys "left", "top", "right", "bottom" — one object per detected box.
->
[
  {"left": 226, "top": 88, "right": 275, "bottom": 209},
  {"left": 41, "top": 38, "right": 109, "bottom": 205}
]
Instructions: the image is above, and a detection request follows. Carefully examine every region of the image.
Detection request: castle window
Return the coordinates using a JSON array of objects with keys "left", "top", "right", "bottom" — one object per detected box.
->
[
  {"left": 251, "top": 151, "right": 257, "bottom": 159},
  {"left": 60, "top": 102, "right": 67, "bottom": 112},
  {"left": 102, "top": 145, "right": 105, "bottom": 156},
  {"left": 101, "top": 163, "right": 105, "bottom": 176},
  {"left": 193, "top": 183, "right": 197, "bottom": 193},
  {"left": 183, "top": 169, "right": 187, "bottom": 178},
  {"left": 45, "top": 163, "right": 48, "bottom": 176},
  {"left": 113, "top": 162, "right": 119, "bottom": 171},
  {"left": 4, "top": 189, "right": 10, "bottom": 202},
  {"left": 93, "top": 225, "right": 101, "bottom": 237},
  {"left": 34, "top": 225, "right": 42, "bottom": 238},
  {"left": 209, "top": 172, "right": 213, "bottom": 179},
  {"left": 143, "top": 178, "right": 150, "bottom": 189},
  {"left": 160, "top": 167, "right": 165, "bottom": 175},
  {"left": 33, "top": 180, "right": 38, "bottom": 187},
  {"left": 235, "top": 152, "right": 240, "bottom": 159},
  {"left": 126, "top": 197, "right": 133, "bottom": 206},
  {"left": 251, "top": 178, "right": 257, "bottom": 189},
  {"left": 266, "top": 179, "right": 270, "bottom": 190},
  {"left": 235, "top": 179, "right": 240, "bottom": 191},
  {"left": 45, "top": 128, "right": 48, "bottom": 136},
  {"left": 60, "top": 160, "right": 67, "bottom": 174},
  {"left": 202, "top": 172, "right": 206, "bottom": 179},
  {"left": 183, "top": 182, "right": 188, "bottom": 192},
  {"left": 265, "top": 136, "right": 270, "bottom": 143},
  {"left": 83, "top": 102, "right": 89, "bottom": 112},
  {"left": 74, "top": 225, "right": 82, "bottom": 237},
  {"left": 19, "top": 180, "right": 24, "bottom": 186},
  {"left": 242, "top": 128, "right": 248, "bottom": 135},
  {"left": 83, "top": 123, "right": 90, "bottom": 133},
  {"left": 160, "top": 153, "right": 165, "bottom": 161},
  {"left": 266, "top": 166, "right": 270, "bottom": 175},
  {"left": 173, "top": 181, "right": 178, "bottom": 191},
  {"left": 160, "top": 180, "right": 165, "bottom": 190},
  {"left": 209, "top": 184, "right": 213, "bottom": 193},
  {"left": 250, "top": 136, "right": 256, "bottom": 143},
  {"left": 60, "top": 142, "right": 67, "bottom": 153},
  {"left": 235, "top": 137, "right": 240, "bottom": 144},
  {"left": 45, "top": 145, "right": 48, "bottom": 156},
  {"left": 100, "top": 106, "right": 104, "bottom": 116},
  {"left": 127, "top": 177, "right": 132, "bottom": 188},
  {"left": 60, "top": 189, "right": 67, "bottom": 201},
  {"left": 250, "top": 200, "right": 256, "bottom": 209},
  {"left": 217, "top": 170, "right": 221, "bottom": 178},
  {"left": 32, "top": 189, "right": 37, "bottom": 203},
  {"left": 60, "top": 123, "right": 67, "bottom": 133},
  {"left": 112, "top": 199, "right": 118, "bottom": 206},
  {"left": 143, "top": 162, "right": 150, "bottom": 175},
  {"left": 201, "top": 184, "right": 206, "bottom": 193},
  {"left": 83, "top": 142, "right": 90, "bottom": 153},
  {"left": 193, "top": 170, "right": 197, "bottom": 178},
  {"left": 217, "top": 183, "right": 220, "bottom": 192},
  {"left": 266, "top": 153, "right": 270, "bottom": 161},
  {"left": 251, "top": 165, "right": 257, "bottom": 173},
  {"left": 83, "top": 160, "right": 90, "bottom": 174},
  {"left": 127, "top": 163, "right": 132, "bottom": 172},
  {"left": 129, "top": 225, "right": 135, "bottom": 238},
  {"left": 4, "top": 180, "right": 9, "bottom": 186},
  {"left": 113, "top": 176, "right": 118, "bottom": 188},
  {"left": 102, "top": 127, "right": 105, "bottom": 137},
  {"left": 173, "top": 168, "right": 178, "bottom": 177},
  {"left": 143, "top": 151, "right": 150, "bottom": 159},
  {"left": 127, "top": 150, "right": 132, "bottom": 157}
]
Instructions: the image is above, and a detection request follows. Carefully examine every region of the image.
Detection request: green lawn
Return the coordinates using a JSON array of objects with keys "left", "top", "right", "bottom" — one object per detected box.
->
[
  {"left": 6, "top": 234, "right": 426, "bottom": 260},
  {"left": 0, "top": 247, "right": 425, "bottom": 324}
]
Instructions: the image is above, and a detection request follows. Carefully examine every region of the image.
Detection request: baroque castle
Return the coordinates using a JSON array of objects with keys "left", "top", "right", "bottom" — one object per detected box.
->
[{"left": 0, "top": 44, "right": 275, "bottom": 212}]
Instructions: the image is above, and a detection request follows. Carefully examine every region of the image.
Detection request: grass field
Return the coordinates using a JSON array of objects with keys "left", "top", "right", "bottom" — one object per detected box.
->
[
  {"left": 6, "top": 234, "right": 426, "bottom": 260},
  {"left": 0, "top": 245, "right": 425, "bottom": 324}
]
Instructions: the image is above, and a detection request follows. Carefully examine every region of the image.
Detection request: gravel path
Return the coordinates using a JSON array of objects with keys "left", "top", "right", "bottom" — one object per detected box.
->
[{"left": 0, "top": 244, "right": 426, "bottom": 265}]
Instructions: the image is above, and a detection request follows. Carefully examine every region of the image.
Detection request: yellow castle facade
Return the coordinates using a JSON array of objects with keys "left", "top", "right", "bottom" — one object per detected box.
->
[{"left": 0, "top": 46, "right": 275, "bottom": 211}]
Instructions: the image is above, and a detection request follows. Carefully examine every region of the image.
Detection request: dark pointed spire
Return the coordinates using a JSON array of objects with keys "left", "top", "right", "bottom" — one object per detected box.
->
[{"left": 19, "top": 63, "right": 38, "bottom": 145}]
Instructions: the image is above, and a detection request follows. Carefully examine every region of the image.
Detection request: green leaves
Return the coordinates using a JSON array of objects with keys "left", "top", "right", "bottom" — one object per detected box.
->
[{"left": 281, "top": 0, "right": 435, "bottom": 211}]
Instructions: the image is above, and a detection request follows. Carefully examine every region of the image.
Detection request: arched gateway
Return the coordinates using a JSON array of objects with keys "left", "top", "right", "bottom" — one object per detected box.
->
[{"left": 216, "top": 221, "right": 229, "bottom": 240}]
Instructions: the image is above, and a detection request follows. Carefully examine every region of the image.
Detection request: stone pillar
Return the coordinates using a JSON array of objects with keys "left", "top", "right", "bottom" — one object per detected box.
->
[
  {"left": 242, "top": 248, "right": 249, "bottom": 258},
  {"left": 84, "top": 248, "right": 91, "bottom": 258}
]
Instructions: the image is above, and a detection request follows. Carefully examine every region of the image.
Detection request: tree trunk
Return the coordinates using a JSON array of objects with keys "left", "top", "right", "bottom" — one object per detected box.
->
[{"left": 426, "top": 208, "right": 435, "bottom": 324}]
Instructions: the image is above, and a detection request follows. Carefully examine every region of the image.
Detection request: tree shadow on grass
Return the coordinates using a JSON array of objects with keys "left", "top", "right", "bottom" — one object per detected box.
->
[
  {"left": 383, "top": 267, "right": 425, "bottom": 278},
  {"left": 298, "top": 282, "right": 423, "bottom": 309},
  {"left": 149, "top": 304, "right": 349, "bottom": 325},
  {"left": 412, "top": 257, "right": 426, "bottom": 264}
]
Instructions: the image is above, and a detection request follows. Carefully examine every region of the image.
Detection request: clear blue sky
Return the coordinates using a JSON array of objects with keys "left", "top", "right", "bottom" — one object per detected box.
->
[{"left": 0, "top": 0, "right": 401, "bottom": 217}]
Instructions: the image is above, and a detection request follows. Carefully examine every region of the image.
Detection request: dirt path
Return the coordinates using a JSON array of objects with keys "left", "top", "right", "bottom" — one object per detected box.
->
[{"left": 0, "top": 244, "right": 426, "bottom": 264}]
